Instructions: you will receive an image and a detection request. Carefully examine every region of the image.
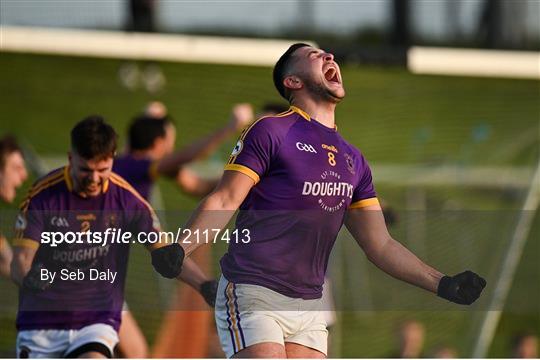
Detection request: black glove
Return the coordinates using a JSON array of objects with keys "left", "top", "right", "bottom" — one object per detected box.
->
[
  {"left": 437, "top": 270, "right": 486, "bottom": 305},
  {"left": 200, "top": 280, "right": 218, "bottom": 307},
  {"left": 22, "top": 264, "right": 51, "bottom": 292},
  {"left": 151, "top": 244, "right": 185, "bottom": 279}
]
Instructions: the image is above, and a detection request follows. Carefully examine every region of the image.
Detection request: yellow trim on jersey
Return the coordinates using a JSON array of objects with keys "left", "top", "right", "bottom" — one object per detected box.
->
[
  {"left": 240, "top": 109, "right": 293, "bottom": 144},
  {"left": 109, "top": 174, "right": 155, "bottom": 214},
  {"left": 224, "top": 164, "right": 260, "bottom": 184},
  {"left": 290, "top": 105, "right": 311, "bottom": 121},
  {"left": 148, "top": 161, "right": 160, "bottom": 181},
  {"left": 102, "top": 178, "right": 110, "bottom": 193},
  {"left": 26, "top": 168, "right": 64, "bottom": 196},
  {"left": 349, "top": 197, "right": 380, "bottom": 209},
  {"left": 12, "top": 238, "right": 40, "bottom": 250},
  {"left": 63, "top": 166, "right": 73, "bottom": 192},
  {"left": 20, "top": 170, "right": 65, "bottom": 211},
  {"left": 227, "top": 109, "right": 294, "bottom": 165},
  {"left": 290, "top": 105, "right": 338, "bottom": 130},
  {"left": 0, "top": 235, "right": 6, "bottom": 250}
]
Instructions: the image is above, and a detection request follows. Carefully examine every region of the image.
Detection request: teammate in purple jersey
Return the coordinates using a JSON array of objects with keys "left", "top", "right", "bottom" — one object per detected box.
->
[
  {"left": 151, "top": 44, "right": 487, "bottom": 358},
  {"left": 114, "top": 102, "right": 254, "bottom": 200},
  {"left": 113, "top": 103, "right": 252, "bottom": 357},
  {"left": 10, "top": 117, "right": 197, "bottom": 358}
]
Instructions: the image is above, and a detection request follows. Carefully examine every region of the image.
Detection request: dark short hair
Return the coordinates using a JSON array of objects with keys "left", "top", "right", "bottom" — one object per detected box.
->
[
  {"left": 71, "top": 116, "right": 117, "bottom": 160},
  {"left": 273, "top": 43, "right": 311, "bottom": 100},
  {"left": 0, "top": 135, "right": 23, "bottom": 171},
  {"left": 128, "top": 115, "right": 172, "bottom": 151}
]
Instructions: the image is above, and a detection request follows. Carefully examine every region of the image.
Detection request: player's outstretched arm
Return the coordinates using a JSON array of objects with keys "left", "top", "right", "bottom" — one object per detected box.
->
[
  {"left": 178, "top": 258, "right": 218, "bottom": 307},
  {"left": 345, "top": 204, "right": 486, "bottom": 305},
  {"left": 175, "top": 167, "right": 219, "bottom": 198},
  {"left": 151, "top": 170, "right": 254, "bottom": 278},
  {"left": 156, "top": 103, "right": 254, "bottom": 177}
]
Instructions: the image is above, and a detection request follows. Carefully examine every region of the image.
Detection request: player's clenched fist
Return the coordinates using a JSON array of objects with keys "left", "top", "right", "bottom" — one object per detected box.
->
[
  {"left": 200, "top": 280, "right": 218, "bottom": 307},
  {"left": 437, "top": 270, "right": 486, "bottom": 305},
  {"left": 229, "top": 103, "right": 254, "bottom": 131},
  {"left": 151, "top": 244, "right": 185, "bottom": 279}
]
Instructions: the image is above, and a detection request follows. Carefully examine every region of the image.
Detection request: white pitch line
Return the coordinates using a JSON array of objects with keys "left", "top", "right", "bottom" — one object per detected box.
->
[
  {"left": 1, "top": 25, "right": 315, "bottom": 67},
  {"left": 408, "top": 47, "right": 540, "bottom": 79}
]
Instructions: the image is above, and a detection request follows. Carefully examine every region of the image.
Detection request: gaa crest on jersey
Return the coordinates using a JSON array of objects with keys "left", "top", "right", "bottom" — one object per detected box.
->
[
  {"left": 344, "top": 153, "right": 355, "bottom": 175},
  {"left": 50, "top": 216, "right": 69, "bottom": 227},
  {"left": 231, "top": 140, "right": 243, "bottom": 156},
  {"left": 15, "top": 214, "right": 27, "bottom": 231}
]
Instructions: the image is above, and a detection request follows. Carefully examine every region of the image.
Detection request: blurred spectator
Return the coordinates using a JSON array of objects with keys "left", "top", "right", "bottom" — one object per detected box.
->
[
  {"left": 392, "top": 320, "right": 425, "bottom": 358},
  {"left": 512, "top": 333, "right": 538, "bottom": 358},
  {"left": 432, "top": 345, "right": 458, "bottom": 358}
]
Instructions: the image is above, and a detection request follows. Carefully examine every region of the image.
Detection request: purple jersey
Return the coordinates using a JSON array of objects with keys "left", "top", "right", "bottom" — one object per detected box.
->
[
  {"left": 113, "top": 154, "right": 158, "bottom": 200},
  {"left": 221, "top": 106, "right": 378, "bottom": 299},
  {"left": 13, "top": 166, "right": 160, "bottom": 331}
]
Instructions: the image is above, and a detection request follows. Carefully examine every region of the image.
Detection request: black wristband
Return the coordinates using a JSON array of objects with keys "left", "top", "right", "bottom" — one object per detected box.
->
[
  {"left": 151, "top": 244, "right": 185, "bottom": 279},
  {"left": 200, "top": 280, "right": 218, "bottom": 307},
  {"left": 436, "top": 275, "right": 453, "bottom": 299}
]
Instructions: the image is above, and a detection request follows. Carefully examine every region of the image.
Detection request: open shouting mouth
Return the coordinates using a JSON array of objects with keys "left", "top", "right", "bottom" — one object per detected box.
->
[{"left": 324, "top": 64, "right": 342, "bottom": 85}]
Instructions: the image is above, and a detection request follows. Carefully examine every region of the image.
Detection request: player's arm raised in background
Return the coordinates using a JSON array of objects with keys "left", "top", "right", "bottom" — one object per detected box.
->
[
  {"left": 157, "top": 104, "right": 254, "bottom": 193},
  {"left": 174, "top": 167, "right": 218, "bottom": 198},
  {"left": 345, "top": 204, "right": 486, "bottom": 305}
]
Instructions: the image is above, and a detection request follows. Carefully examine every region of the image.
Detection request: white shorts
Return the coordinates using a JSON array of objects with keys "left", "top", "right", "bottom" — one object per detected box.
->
[
  {"left": 215, "top": 275, "right": 328, "bottom": 358},
  {"left": 16, "top": 323, "right": 118, "bottom": 358}
]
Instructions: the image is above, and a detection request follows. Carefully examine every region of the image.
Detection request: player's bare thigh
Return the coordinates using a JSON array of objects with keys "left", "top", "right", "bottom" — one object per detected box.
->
[
  {"left": 285, "top": 342, "right": 326, "bottom": 358},
  {"left": 232, "top": 342, "right": 287, "bottom": 358},
  {"left": 117, "top": 310, "right": 148, "bottom": 357},
  {"left": 76, "top": 351, "right": 107, "bottom": 358}
]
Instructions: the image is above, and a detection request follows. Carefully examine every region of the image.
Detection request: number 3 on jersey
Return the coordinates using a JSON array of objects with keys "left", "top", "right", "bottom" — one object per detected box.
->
[{"left": 327, "top": 152, "right": 336, "bottom": 166}]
